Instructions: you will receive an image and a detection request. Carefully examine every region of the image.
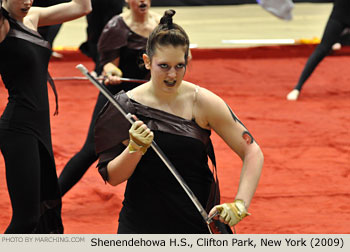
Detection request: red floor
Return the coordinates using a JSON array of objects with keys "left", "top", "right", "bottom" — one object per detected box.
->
[{"left": 1, "top": 45, "right": 349, "bottom": 233}]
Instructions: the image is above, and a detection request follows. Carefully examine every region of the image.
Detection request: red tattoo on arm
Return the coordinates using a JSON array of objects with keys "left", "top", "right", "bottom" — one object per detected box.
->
[{"left": 242, "top": 131, "right": 254, "bottom": 144}]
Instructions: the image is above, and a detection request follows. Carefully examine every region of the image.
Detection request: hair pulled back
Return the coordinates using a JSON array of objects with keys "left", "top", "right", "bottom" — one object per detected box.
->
[{"left": 146, "top": 9, "right": 190, "bottom": 64}]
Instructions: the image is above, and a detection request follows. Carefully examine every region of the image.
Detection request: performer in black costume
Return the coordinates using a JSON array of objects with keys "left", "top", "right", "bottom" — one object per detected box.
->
[
  {"left": 287, "top": 0, "right": 350, "bottom": 100},
  {"left": 0, "top": 0, "right": 91, "bottom": 234},
  {"left": 94, "top": 10, "right": 264, "bottom": 234},
  {"left": 58, "top": 0, "right": 160, "bottom": 196},
  {"left": 79, "top": 0, "right": 125, "bottom": 75}
]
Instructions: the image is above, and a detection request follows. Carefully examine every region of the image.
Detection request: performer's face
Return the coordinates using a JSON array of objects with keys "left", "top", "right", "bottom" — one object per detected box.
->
[
  {"left": 4, "top": 0, "right": 33, "bottom": 20},
  {"left": 127, "top": 0, "right": 151, "bottom": 14},
  {"left": 143, "top": 45, "right": 187, "bottom": 94}
]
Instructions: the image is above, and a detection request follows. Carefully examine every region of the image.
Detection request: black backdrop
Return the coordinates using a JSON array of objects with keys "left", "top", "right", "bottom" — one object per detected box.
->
[{"left": 151, "top": 0, "right": 333, "bottom": 6}]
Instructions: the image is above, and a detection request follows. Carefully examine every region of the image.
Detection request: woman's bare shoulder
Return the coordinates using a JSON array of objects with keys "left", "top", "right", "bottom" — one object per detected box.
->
[{"left": 183, "top": 82, "right": 217, "bottom": 101}]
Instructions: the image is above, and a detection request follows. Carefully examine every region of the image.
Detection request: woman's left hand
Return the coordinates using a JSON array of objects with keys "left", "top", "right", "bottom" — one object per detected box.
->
[{"left": 209, "top": 199, "right": 250, "bottom": 227}]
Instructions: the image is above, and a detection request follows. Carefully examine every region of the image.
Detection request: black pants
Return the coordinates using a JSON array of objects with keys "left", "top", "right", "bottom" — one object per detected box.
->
[
  {"left": 294, "top": 18, "right": 347, "bottom": 91},
  {"left": 58, "top": 82, "right": 140, "bottom": 196},
  {"left": 0, "top": 130, "right": 63, "bottom": 233}
]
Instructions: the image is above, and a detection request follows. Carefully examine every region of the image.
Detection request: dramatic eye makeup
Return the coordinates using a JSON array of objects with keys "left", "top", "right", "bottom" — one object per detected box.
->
[
  {"left": 176, "top": 63, "right": 185, "bottom": 69},
  {"left": 158, "top": 63, "right": 186, "bottom": 70},
  {"left": 158, "top": 64, "right": 169, "bottom": 69}
]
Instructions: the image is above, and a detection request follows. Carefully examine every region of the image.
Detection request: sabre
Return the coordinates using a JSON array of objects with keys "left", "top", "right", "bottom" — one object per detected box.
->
[
  {"left": 52, "top": 76, "right": 147, "bottom": 83},
  {"left": 76, "top": 63, "right": 220, "bottom": 234}
]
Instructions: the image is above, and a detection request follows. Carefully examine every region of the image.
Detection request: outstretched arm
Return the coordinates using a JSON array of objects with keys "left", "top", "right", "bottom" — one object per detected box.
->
[{"left": 28, "top": 0, "right": 92, "bottom": 27}]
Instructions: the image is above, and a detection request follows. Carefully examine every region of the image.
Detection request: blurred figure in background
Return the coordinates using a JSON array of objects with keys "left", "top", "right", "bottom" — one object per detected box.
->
[
  {"left": 58, "top": 0, "right": 160, "bottom": 196},
  {"left": 79, "top": 0, "right": 125, "bottom": 75},
  {"left": 287, "top": 0, "right": 350, "bottom": 100},
  {"left": 0, "top": 0, "right": 91, "bottom": 233}
]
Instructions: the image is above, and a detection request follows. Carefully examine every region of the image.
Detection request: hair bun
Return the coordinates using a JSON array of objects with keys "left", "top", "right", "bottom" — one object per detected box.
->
[{"left": 160, "top": 9, "right": 176, "bottom": 28}]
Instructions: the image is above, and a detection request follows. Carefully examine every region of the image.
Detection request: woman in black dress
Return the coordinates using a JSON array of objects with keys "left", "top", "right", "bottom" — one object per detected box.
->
[
  {"left": 58, "top": 0, "right": 160, "bottom": 196},
  {"left": 0, "top": 0, "right": 91, "bottom": 234},
  {"left": 94, "top": 10, "right": 264, "bottom": 234},
  {"left": 287, "top": 0, "right": 350, "bottom": 100}
]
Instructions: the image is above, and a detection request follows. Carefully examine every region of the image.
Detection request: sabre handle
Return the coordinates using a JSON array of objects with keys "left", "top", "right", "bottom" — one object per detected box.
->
[{"left": 125, "top": 113, "right": 136, "bottom": 123}]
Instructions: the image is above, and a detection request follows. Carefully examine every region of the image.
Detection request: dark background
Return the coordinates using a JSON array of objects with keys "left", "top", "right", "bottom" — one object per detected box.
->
[{"left": 151, "top": 0, "right": 333, "bottom": 6}]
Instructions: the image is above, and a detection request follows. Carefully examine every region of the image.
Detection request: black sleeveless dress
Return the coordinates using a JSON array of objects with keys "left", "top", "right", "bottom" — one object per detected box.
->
[
  {"left": 94, "top": 91, "right": 231, "bottom": 234},
  {"left": 0, "top": 8, "right": 63, "bottom": 233}
]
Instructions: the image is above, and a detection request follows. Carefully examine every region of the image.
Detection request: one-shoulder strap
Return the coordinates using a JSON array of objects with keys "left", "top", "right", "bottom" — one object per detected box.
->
[{"left": 2, "top": 7, "right": 51, "bottom": 49}]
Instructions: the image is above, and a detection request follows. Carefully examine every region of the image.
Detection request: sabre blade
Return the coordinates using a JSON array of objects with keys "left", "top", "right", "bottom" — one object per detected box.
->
[{"left": 52, "top": 75, "right": 147, "bottom": 83}]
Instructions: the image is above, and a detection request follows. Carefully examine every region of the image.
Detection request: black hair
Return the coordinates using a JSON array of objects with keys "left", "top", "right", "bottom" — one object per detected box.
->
[{"left": 146, "top": 9, "right": 190, "bottom": 64}]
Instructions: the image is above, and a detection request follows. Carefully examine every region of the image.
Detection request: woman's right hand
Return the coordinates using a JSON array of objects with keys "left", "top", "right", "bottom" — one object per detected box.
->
[{"left": 128, "top": 120, "right": 154, "bottom": 155}]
